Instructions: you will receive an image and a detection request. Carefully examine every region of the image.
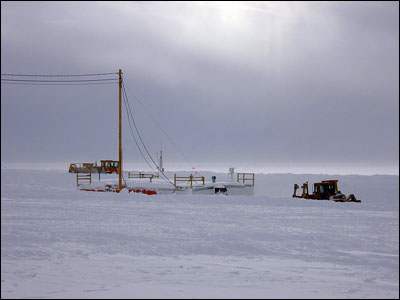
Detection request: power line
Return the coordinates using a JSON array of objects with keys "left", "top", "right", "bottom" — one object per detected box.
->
[
  {"left": 1, "top": 72, "right": 118, "bottom": 77},
  {"left": 122, "top": 84, "right": 160, "bottom": 173},
  {"left": 1, "top": 70, "right": 180, "bottom": 187},
  {"left": 1, "top": 78, "right": 118, "bottom": 83},
  {"left": 122, "top": 86, "right": 157, "bottom": 175},
  {"left": 123, "top": 83, "right": 193, "bottom": 166},
  {"left": 123, "top": 85, "right": 175, "bottom": 187},
  {"left": 123, "top": 82, "right": 174, "bottom": 186},
  {"left": 122, "top": 83, "right": 175, "bottom": 187},
  {"left": 1, "top": 81, "right": 119, "bottom": 86},
  {"left": 1, "top": 71, "right": 119, "bottom": 86}
]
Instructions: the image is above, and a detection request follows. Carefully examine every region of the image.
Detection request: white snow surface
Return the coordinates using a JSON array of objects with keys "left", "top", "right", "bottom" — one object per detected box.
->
[{"left": 1, "top": 169, "right": 399, "bottom": 299}]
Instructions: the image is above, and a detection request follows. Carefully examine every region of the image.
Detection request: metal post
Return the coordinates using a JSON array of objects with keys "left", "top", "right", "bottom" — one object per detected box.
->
[
  {"left": 174, "top": 174, "right": 176, "bottom": 187},
  {"left": 118, "top": 69, "right": 123, "bottom": 192}
]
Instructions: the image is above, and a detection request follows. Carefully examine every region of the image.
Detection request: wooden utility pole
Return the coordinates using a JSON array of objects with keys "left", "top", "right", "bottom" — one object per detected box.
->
[{"left": 118, "top": 69, "right": 123, "bottom": 191}]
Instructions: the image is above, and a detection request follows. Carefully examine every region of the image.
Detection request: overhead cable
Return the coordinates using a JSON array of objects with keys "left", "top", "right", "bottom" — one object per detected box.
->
[
  {"left": 122, "top": 87, "right": 157, "bottom": 175},
  {"left": 1, "top": 78, "right": 118, "bottom": 83},
  {"left": 123, "top": 83, "right": 193, "bottom": 166},
  {"left": 123, "top": 85, "right": 175, "bottom": 187},
  {"left": 1, "top": 81, "right": 119, "bottom": 86},
  {"left": 1, "top": 72, "right": 119, "bottom": 77},
  {"left": 122, "top": 83, "right": 175, "bottom": 187}
]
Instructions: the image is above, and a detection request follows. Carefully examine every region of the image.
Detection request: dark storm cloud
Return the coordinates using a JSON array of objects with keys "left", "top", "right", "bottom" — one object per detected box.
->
[{"left": 1, "top": 1, "right": 398, "bottom": 174}]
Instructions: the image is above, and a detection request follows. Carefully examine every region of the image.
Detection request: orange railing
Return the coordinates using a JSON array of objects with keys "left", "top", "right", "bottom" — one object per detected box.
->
[
  {"left": 76, "top": 173, "right": 92, "bottom": 186},
  {"left": 237, "top": 173, "right": 255, "bottom": 186},
  {"left": 174, "top": 174, "right": 205, "bottom": 188}
]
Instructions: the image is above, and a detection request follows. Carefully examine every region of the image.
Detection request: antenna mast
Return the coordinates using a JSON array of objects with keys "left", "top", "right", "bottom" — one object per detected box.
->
[{"left": 159, "top": 147, "right": 164, "bottom": 173}]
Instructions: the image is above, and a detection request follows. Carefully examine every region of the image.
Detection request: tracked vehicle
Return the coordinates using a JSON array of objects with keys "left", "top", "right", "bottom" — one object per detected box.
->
[
  {"left": 292, "top": 179, "right": 361, "bottom": 202},
  {"left": 69, "top": 160, "right": 119, "bottom": 174}
]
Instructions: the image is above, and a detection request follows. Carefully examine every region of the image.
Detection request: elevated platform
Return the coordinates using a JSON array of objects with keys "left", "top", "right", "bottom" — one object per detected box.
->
[{"left": 78, "top": 177, "right": 254, "bottom": 196}]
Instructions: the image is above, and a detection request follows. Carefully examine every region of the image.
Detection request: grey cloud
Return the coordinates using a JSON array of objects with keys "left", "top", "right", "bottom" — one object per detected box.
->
[{"left": 1, "top": 2, "right": 398, "bottom": 174}]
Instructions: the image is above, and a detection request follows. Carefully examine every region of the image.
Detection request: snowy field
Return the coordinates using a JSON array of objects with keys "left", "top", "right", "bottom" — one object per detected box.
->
[{"left": 1, "top": 168, "right": 399, "bottom": 299}]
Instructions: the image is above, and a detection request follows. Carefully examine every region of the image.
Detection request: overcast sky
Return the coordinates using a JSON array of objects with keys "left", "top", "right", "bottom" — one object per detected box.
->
[{"left": 1, "top": 1, "right": 399, "bottom": 174}]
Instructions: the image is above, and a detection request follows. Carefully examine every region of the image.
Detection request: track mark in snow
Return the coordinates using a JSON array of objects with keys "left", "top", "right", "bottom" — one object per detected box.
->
[
  {"left": 83, "top": 288, "right": 111, "bottom": 292},
  {"left": 229, "top": 271, "right": 240, "bottom": 275},
  {"left": 136, "top": 268, "right": 149, "bottom": 273},
  {"left": 347, "top": 288, "right": 362, "bottom": 294},
  {"left": 46, "top": 290, "right": 67, "bottom": 294},
  {"left": 187, "top": 265, "right": 203, "bottom": 270},
  {"left": 364, "top": 277, "right": 377, "bottom": 283}
]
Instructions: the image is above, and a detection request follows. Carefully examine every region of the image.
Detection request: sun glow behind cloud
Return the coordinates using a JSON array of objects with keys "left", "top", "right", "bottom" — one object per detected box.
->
[
  {"left": 2, "top": 1, "right": 398, "bottom": 171},
  {"left": 104, "top": 1, "right": 314, "bottom": 74}
]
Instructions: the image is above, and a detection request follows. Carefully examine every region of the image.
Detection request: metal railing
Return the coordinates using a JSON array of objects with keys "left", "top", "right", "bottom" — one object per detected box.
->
[
  {"left": 174, "top": 174, "right": 205, "bottom": 188},
  {"left": 128, "top": 172, "right": 159, "bottom": 182},
  {"left": 76, "top": 173, "right": 92, "bottom": 186},
  {"left": 237, "top": 173, "right": 255, "bottom": 186}
]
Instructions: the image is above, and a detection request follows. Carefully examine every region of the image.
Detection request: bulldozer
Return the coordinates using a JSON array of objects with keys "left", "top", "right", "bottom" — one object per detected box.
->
[
  {"left": 98, "top": 160, "right": 119, "bottom": 174},
  {"left": 69, "top": 162, "right": 97, "bottom": 173},
  {"left": 292, "top": 179, "right": 361, "bottom": 202},
  {"left": 69, "top": 160, "right": 119, "bottom": 174}
]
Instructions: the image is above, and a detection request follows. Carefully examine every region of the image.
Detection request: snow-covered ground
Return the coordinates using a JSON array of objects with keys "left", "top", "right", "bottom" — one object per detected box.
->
[{"left": 1, "top": 169, "right": 399, "bottom": 299}]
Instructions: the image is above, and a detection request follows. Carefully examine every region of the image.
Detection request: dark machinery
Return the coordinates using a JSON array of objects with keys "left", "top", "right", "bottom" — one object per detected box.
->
[
  {"left": 69, "top": 160, "right": 119, "bottom": 174},
  {"left": 292, "top": 179, "right": 361, "bottom": 202}
]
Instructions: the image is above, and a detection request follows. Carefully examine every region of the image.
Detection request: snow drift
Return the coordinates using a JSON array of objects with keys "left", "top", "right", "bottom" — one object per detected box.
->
[{"left": 1, "top": 169, "right": 398, "bottom": 298}]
